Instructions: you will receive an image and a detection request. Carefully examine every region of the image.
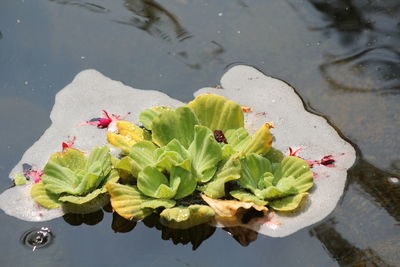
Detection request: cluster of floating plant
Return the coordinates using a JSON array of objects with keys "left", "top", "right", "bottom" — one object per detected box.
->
[{"left": 22, "top": 94, "right": 315, "bottom": 230}]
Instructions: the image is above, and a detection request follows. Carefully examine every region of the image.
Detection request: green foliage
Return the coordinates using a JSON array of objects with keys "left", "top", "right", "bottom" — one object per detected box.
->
[
  {"left": 187, "top": 94, "right": 244, "bottom": 131},
  {"left": 31, "top": 147, "right": 117, "bottom": 214},
  {"left": 231, "top": 155, "right": 313, "bottom": 211}
]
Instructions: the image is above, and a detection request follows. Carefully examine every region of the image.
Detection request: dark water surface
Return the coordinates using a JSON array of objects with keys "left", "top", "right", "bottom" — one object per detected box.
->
[{"left": 1, "top": 0, "right": 399, "bottom": 266}]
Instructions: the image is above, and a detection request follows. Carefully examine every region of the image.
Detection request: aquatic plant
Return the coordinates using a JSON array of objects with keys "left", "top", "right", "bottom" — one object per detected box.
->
[{"left": 31, "top": 146, "right": 118, "bottom": 213}]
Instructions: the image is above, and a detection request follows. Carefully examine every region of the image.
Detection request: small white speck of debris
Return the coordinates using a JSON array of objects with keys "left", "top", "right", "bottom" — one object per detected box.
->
[
  {"left": 218, "top": 12, "right": 223, "bottom": 16},
  {"left": 80, "top": 56, "right": 85, "bottom": 60},
  {"left": 388, "top": 177, "right": 399, "bottom": 184},
  {"left": 24, "top": 81, "right": 28, "bottom": 85},
  {"left": 16, "top": 19, "right": 21, "bottom": 23},
  {"left": 237, "top": 30, "right": 241, "bottom": 34}
]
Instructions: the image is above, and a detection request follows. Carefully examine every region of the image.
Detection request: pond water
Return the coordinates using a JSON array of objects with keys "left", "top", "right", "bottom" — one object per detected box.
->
[{"left": 0, "top": 0, "right": 399, "bottom": 266}]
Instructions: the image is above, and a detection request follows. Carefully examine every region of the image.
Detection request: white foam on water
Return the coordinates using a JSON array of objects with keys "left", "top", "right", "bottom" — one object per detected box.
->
[{"left": 0, "top": 66, "right": 355, "bottom": 237}]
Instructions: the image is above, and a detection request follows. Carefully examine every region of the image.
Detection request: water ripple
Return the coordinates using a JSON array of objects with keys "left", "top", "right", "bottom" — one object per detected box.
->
[{"left": 320, "top": 46, "right": 400, "bottom": 93}]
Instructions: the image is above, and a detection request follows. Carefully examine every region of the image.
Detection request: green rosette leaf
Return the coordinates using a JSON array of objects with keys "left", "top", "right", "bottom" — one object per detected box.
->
[
  {"left": 31, "top": 182, "right": 61, "bottom": 209},
  {"left": 128, "top": 141, "right": 158, "bottom": 172},
  {"left": 139, "top": 106, "right": 172, "bottom": 130},
  {"left": 239, "top": 153, "right": 273, "bottom": 192},
  {"left": 241, "top": 123, "right": 273, "bottom": 156},
  {"left": 107, "top": 182, "right": 153, "bottom": 220},
  {"left": 49, "top": 148, "right": 86, "bottom": 172},
  {"left": 41, "top": 161, "right": 82, "bottom": 195},
  {"left": 273, "top": 156, "right": 313, "bottom": 193},
  {"left": 224, "top": 127, "right": 251, "bottom": 152},
  {"left": 230, "top": 190, "right": 268, "bottom": 206},
  {"left": 187, "top": 94, "right": 244, "bottom": 131},
  {"left": 200, "top": 158, "right": 241, "bottom": 198},
  {"left": 269, "top": 192, "right": 309, "bottom": 211},
  {"left": 155, "top": 139, "right": 191, "bottom": 172},
  {"left": 236, "top": 154, "right": 313, "bottom": 207},
  {"left": 170, "top": 166, "right": 196, "bottom": 199},
  {"left": 138, "top": 166, "right": 179, "bottom": 199},
  {"left": 152, "top": 106, "right": 199, "bottom": 148},
  {"left": 189, "top": 125, "right": 222, "bottom": 183},
  {"left": 41, "top": 146, "right": 112, "bottom": 196},
  {"left": 159, "top": 205, "right": 215, "bottom": 229}
]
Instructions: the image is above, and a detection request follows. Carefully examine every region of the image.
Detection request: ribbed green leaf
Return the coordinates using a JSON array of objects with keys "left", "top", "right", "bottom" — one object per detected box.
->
[
  {"left": 155, "top": 139, "right": 191, "bottom": 172},
  {"left": 139, "top": 106, "right": 172, "bottom": 130},
  {"left": 128, "top": 140, "right": 158, "bottom": 172},
  {"left": 269, "top": 192, "right": 309, "bottom": 211},
  {"left": 241, "top": 123, "right": 273, "bottom": 155},
  {"left": 85, "top": 146, "right": 112, "bottom": 177},
  {"left": 224, "top": 127, "right": 251, "bottom": 152},
  {"left": 230, "top": 190, "right": 268, "bottom": 206},
  {"left": 171, "top": 166, "right": 196, "bottom": 199},
  {"left": 189, "top": 125, "right": 222, "bottom": 183},
  {"left": 137, "top": 166, "right": 179, "bottom": 199},
  {"left": 107, "top": 182, "right": 153, "bottom": 220},
  {"left": 42, "top": 161, "right": 81, "bottom": 195},
  {"left": 159, "top": 205, "right": 215, "bottom": 229},
  {"left": 273, "top": 156, "right": 313, "bottom": 193},
  {"left": 187, "top": 94, "right": 244, "bottom": 131},
  {"left": 139, "top": 199, "right": 176, "bottom": 209},
  {"left": 31, "top": 182, "right": 61, "bottom": 209},
  {"left": 239, "top": 153, "right": 273, "bottom": 192},
  {"left": 152, "top": 106, "right": 199, "bottom": 148},
  {"left": 200, "top": 158, "right": 241, "bottom": 198},
  {"left": 49, "top": 148, "right": 86, "bottom": 172}
]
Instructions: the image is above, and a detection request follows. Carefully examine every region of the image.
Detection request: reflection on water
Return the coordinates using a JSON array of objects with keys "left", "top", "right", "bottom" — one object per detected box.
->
[
  {"left": 117, "top": 0, "right": 191, "bottom": 43},
  {"left": 49, "top": 0, "right": 110, "bottom": 13},
  {"left": 48, "top": 0, "right": 226, "bottom": 69},
  {"left": 348, "top": 159, "right": 400, "bottom": 222},
  {"left": 142, "top": 214, "right": 216, "bottom": 250},
  {"left": 320, "top": 46, "right": 400, "bottom": 93},
  {"left": 2, "top": 0, "right": 400, "bottom": 265},
  {"left": 289, "top": 0, "right": 400, "bottom": 93},
  {"left": 63, "top": 210, "right": 104, "bottom": 226},
  {"left": 310, "top": 219, "right": 389, "bottom": 266}
]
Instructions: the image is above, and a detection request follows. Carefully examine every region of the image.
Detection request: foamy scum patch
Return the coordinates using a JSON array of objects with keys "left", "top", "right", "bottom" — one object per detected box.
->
[{"left": 0, "top": 66, "right": 355, "bottom": 237}]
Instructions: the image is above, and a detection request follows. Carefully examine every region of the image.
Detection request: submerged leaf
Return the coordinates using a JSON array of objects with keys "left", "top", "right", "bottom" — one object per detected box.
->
[
  {"left": 187, "top": 94, "right": 244, "bottom": 131},
  {"left": 159, "top": 205, "right": 215, "bottom": 229},
  {"left": 152, "top": 106, "right": 199, "bottom": 148}
]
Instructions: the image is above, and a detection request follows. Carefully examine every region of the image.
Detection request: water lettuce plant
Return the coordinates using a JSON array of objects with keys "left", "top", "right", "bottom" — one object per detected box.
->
[
  {"left": 31, "top": 146, "right": 118, "bottom": 213},
  {"left": 106, "top": 94, "right": 312, "bottom": 229},
  {"left": 28, "top": 93, "right": 314, "bottom": 229}
]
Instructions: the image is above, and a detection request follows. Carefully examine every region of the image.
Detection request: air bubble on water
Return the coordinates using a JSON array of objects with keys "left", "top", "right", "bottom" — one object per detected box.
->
[{"left": 20, "top": 227, "right": 53, "bottom": 251}]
